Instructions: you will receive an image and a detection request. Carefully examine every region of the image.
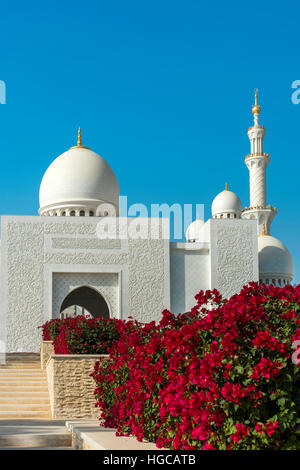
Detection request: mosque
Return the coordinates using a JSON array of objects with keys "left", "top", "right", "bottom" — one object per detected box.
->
[{"left": 0, "top": 91, "right": 294, "bottom": 352}]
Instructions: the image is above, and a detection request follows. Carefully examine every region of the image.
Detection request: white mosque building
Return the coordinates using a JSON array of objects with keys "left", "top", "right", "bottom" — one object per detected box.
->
[{"left": 0, "top": 92, "right": 294, "bottom": 352}]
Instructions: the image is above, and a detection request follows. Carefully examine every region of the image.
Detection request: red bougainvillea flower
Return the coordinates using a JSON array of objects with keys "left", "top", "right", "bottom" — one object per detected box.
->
[
  {"left": 91, "top": 282, "right": 300, "bottom": 450},
  {"left": 230, "top": 423, "right": 249, "bottom": 443}
]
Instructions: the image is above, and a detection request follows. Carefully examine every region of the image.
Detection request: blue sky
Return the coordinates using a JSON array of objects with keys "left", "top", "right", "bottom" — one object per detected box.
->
[{"left": 0, "top": 0, "right": 299, "bottom": 282}]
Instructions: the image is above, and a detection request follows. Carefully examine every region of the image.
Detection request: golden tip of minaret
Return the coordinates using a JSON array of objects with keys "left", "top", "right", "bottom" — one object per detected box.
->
[{"left": 252, "top": 88, "right": 261, "bottom": 115}]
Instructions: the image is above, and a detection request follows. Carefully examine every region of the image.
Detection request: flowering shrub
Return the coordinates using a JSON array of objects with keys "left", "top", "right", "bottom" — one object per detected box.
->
[
  {"left": 52, "top": 315, "right": 121, "bottom": 355},
  {"left": 92, "top": 283, "right": 300, "bottom": 450},
  {"left": 38, "top": 318, "right": 63, "bottom": 341},
  {"left": 39, "top": 315, "right": 122, "bottom": 355}
]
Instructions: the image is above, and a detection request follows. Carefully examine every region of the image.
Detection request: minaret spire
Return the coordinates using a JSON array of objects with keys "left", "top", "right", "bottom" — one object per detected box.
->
[
  {"left": 242, "top": 90, "right": 277, "bottom": 235},
  {"left": 252, "top": 89, "right": 261, "bottom": 126}
]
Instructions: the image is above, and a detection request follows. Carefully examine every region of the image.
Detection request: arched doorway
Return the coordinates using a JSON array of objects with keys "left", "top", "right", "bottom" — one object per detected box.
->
[{"left": 60, "top": 286, "right": 110, "bottom": 319}]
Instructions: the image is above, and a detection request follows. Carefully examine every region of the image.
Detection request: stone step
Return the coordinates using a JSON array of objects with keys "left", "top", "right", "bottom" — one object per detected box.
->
[
  {"left": 0, "top": 362, "right": 41, "bottom": 365},
  {"left": 0, "top": 432, "right": 72, "bottom": 448},
  {"left": 4, "top": 360, "right": 40, "bottom": 364},
  {"left": 0, "top": 375, "right": 47, "bottom": 384},
  {"left": 0, "top": 376, "right": 46, "bottom": 380},
  {"left": 0, "top": 369, "right": 42, "bottom": 373},
  {"left": 0, "top": 379, "right": 47, "bottom": 383},
  {"left": 0, "top": 367, "right": 46, "bottom": 375},
  {"left": 0, "top": 404, "right": 51, "bottom": 411},
  {"left": 0, "top": 363, "right": 41, "bottom": 368},
  {"left": 1, "top": 361, "right": 40, "bottom": 365},
  {"left": 0, "top": 380, "right": 48, "bottom": 393},
  {"left": 3, "top": 360, "right": 40, "bottom": 364},
  {"left": 0, "top": 411, "right": 51, "bottom": 418},
  {"left": 0, "top": 447, "right": 74, "bottom": 450},
  {"left": 0, "top": 385, "right": 49, "bottom": 392},
  {"left": 0, "top": 372, "right": 46, "bottom": 376},
  {"left": 0, "top": 391, "right": 50, "bottom": 398},
  {"left": 0, "top": 374, "right": 46, "bottom": 379},
  {"left": 0, "top": 397, "right": 50, "bottom": 404}
]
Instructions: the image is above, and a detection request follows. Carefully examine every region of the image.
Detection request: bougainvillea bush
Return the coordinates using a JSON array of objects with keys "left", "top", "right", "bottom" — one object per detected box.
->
[
  {"left": 39, "top": 316, "right": 121, "bottom": 355},
  {"left": 39, "top": 318, "right": 63, "bottom": 341},
  {"left": 92, "top": 283, "right": 300, "bottom": 450}
]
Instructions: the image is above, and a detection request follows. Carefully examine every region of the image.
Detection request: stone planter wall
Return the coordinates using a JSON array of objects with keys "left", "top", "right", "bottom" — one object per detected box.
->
[
  {"left": 40, "top": 341, "right": 54, "bottom": 370},
  {"left": 46, "top": 354, "right": 108, "bottom": 419}
]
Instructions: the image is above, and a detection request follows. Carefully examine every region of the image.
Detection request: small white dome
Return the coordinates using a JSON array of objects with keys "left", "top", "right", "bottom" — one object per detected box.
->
[
  {"left": 185, "top": 217, "right": 205, "bottom": 242},
  {"left": 39, "top": 132, "right": 119, "bottom": 216},
  {"left": 258, "top": 234, "right": 293, "bottom": 281},
  {"left": 211, "top": 188, "right": 242, "bottom": 219}
]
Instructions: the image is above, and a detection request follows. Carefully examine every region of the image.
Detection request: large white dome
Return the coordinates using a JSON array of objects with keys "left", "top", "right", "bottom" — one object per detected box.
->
[
  {"left": 258, "top": 234, "right": 293, "bottom": 282},
  {"left": 211, "top": 187, "right": 242, "bottom": 219},
  {"left": 39, "top": 131, "right": 119, "bottom": 216}
]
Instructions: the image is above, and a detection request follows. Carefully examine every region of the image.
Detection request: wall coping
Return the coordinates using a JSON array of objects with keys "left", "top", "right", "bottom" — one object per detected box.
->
[
  {"left": 49, "top": 354, "right": 109, "bottom": 359},
  {"left": 41, "top": 340, "right": 53, "bottom": 344}
]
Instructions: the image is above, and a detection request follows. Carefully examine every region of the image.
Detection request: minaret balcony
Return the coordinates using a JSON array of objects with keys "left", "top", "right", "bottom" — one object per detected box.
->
[
  {"left": 242, "top": 205, "right": 277, "bottom": 213},
  {"left": 248, "top": 125, "right": 265, "bottom": 131},
  {"left": 245, "top": 152, "right": 270, "bottom": 160}
]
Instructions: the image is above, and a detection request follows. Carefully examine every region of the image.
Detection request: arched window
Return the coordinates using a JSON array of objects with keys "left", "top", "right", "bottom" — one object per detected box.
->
[
  {"left": 70, "top": 210, "right": 75, "bottom": 216},
  {"left": 89, "top": 211, "right": 94, "bottom": 216},
  {"left": 60, "top": 286, "right": 110, "bottom": 319},
  {"left": 80, "top": 210, "right": 85, "bottom": 216}
]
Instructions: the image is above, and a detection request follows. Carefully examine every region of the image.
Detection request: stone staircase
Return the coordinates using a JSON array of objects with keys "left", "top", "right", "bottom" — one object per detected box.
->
[
  {"left": 0, "top": 353, "right": 51, "bottom": 419},
  {"left": 0, "top": 353, "right": 73, "bottom": 449}
]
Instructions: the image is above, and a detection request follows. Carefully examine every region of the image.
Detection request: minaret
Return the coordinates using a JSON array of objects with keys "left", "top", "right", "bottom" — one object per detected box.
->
[{"left": 242, "top": 90, "right": 277, "bottom": 234}]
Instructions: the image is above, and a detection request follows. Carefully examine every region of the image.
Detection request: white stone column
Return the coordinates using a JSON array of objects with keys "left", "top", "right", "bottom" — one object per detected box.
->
[{"left": 245, "top": 155, "right": 269, "bottom": 208}]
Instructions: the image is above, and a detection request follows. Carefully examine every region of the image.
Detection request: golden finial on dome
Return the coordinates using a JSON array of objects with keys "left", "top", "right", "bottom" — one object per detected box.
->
[
  {"left": 225, "top": 182, "right": 228, "bottom": 191},
  {"left": 77, "top": 126, "right": 82, "bottom": 147},
  {"left": 70, "top": 126, "right": 90, "bottom": 150},
  {"left": 252, "top": 88, "right": 261, "bottom": 115}
]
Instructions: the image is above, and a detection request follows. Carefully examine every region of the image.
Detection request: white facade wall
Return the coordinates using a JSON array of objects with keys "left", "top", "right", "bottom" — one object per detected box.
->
[
  {"left": 209, "top": 218, "right": 259, "bottom": 298},
  {"left": 0, "top": 216, "right": 170, "bottom": 352},
  {"left": 170, "top": 219, "right": 258, "bottom": 312},
  {"left": 170, "top": 243, "right": 210, "bottom": 314}
]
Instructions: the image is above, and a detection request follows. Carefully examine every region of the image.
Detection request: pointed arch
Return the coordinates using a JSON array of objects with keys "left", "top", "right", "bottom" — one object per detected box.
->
[{"left": 60, "top": 286, "right": 110, "bottom": 319}]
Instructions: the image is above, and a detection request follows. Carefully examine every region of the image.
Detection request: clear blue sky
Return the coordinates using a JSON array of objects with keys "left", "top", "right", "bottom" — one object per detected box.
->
[{"left": 0, "top": 0, "right": 299, "bottom": 282}]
